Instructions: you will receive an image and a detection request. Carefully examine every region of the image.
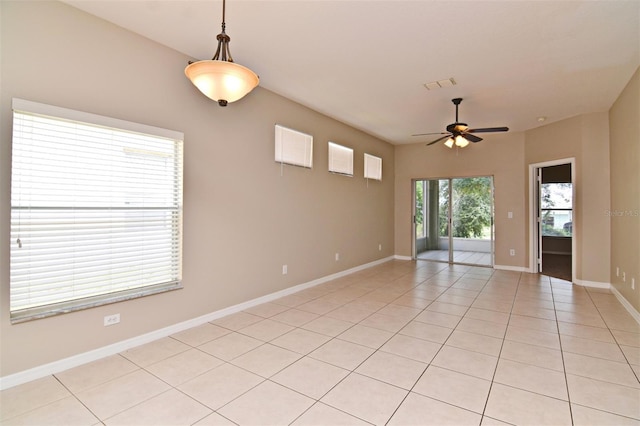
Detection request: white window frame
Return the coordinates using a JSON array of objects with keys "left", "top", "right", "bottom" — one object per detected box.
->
[
  {"left": 274, "top": 124, "right": 313, "bottom": 168},
  {"left": 9, "top": 99, "right": 184, "bottom": 323},
  {"left": 328, "top": 142, "right": 354, "bottom": 176}
]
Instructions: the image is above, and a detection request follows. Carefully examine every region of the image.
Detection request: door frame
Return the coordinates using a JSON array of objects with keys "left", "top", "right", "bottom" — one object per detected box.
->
[
  {"left": 528, "top": 157, "right": 576, "bottom": 281},
  {"left": 412, "top": 175, "right": 495, "bottom": 267}
]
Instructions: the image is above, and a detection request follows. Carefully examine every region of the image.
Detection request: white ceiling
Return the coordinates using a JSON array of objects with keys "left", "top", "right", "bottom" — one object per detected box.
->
[{"left": 63, "top": 0, "right": 639, "bottom": 145}]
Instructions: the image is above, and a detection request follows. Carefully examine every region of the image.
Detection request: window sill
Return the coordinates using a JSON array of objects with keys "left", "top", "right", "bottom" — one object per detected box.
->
[{"left": 10, "top": 282, "right": 183, "bottom": 324}]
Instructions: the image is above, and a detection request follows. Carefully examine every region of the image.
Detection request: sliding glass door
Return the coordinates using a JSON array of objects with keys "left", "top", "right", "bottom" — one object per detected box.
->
[{"left": 414, "top": 176, "right": 494, "bottom": 267}]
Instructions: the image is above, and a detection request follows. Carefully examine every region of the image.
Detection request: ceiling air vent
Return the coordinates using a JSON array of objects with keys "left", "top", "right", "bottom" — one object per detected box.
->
[{"left": 424, "top": 78, "right": 456, "bottom": 90}]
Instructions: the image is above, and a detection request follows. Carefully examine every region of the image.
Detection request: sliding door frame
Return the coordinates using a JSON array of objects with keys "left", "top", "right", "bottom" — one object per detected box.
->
[{"left": 412, "top": 175, "right": 495, "bottom": 267}]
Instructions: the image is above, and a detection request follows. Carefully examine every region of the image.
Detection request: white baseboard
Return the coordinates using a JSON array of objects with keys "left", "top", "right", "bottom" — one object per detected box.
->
[
  {"left": 574, "top": 279, "right": 611, "bottom": 289},
  {"left": 394, "top": 255, "right": 413, "bottom": 261},
  {"left": 0, "top": 256, "right": 395, "bottom": 391},
  {"left": 493, "top": 264, "right": 529, "bottom": 272},
  {"left": 610, "top": 285, "right": 640, "bottom": 325}
]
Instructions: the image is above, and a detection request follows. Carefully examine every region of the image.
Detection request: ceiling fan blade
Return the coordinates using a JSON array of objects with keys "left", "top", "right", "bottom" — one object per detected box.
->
[
  {"left": 463, "top": 133, "right": 483, "bottom": 143},
  {"left": 427, "top": 135, "right": 451, "bottom": 146},
  {"left": 467, "top": 127, "right": 509, "bottom": 133},
  {"left": 413, "top": 132, "right": 449, "bottom": 137}
]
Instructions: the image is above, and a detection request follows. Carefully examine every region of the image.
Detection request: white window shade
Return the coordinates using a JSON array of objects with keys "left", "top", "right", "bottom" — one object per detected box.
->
[
  {"left": 328, "top": 142, "right": 354, "bottom": 176},
  {"left": 275, "top": 124, "right": 313, "bottom": 168},
  {"left": 364, "top": 153, "right": 383, "bottom": 181},
  {"left": 10, "top": 99, "right": 184, "bottom": 322}
]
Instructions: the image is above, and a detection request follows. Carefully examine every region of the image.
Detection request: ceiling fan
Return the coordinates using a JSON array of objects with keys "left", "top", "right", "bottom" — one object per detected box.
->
[{"left": 413, "top": 98, "right": 509, "bottom": 148}]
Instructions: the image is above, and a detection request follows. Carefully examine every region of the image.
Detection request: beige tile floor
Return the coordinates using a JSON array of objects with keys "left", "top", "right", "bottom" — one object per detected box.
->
[{"left": 2, "top": 260, "right": 639, "bottom": 425}]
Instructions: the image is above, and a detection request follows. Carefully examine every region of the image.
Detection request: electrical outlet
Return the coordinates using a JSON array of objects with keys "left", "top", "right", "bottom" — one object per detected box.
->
[
  {"left": 335, "top": 253, "right": 340, "bottom": 261},
  {"left": 508, "top": 211, "right": 513, "bottom": 219},
  {"left": 104, "top": 314, "right": 120, "bottom": 326},
  {"left": 509, "top": 249, "right": 515, "bottom": 256},
  {"left": 378, "top": 244, "right": 382, "bottom": 251},
  {"left": 282, "top": 265, "right": 287, "bottom": 275}
]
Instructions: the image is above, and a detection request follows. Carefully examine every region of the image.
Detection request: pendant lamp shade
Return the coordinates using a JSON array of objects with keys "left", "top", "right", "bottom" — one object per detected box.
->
[
  {"left": 185, "top": 60, "right": 259, "bottom": 105},
  {"left": 185, "top": 0, "right": 259, "bottom": 106}
]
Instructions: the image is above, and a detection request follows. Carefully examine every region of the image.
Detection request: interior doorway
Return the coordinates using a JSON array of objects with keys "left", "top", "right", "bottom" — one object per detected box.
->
[
  {"left": 530, "top": 159, "right": 575, "bottom": 282},
  {"left": 413, "top": 176, "right": 494, "bottom": 267}
]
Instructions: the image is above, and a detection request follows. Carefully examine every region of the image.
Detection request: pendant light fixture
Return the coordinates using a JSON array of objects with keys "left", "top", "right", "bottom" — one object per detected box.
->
[{"left": 185, "top": 0, "right": 259, "bottom": 106}]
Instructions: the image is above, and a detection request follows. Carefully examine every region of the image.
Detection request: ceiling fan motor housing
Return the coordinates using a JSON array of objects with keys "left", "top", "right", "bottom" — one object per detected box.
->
[{"left": 446, "top": 123, "right": 468, "bottom": 134}]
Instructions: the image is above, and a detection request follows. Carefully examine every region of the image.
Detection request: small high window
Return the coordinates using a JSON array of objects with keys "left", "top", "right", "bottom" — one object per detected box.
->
[
  {"left": 328, "top": 142, "right": 353, "bottom": 176},
  {"left": 364, "top": 153, "right": 382, "bottom": 181},
  {"left": 275, "top": 124, "right": 313, "bottom": 168}
]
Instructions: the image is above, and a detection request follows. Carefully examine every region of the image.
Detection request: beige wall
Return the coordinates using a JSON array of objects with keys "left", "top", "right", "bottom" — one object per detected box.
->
[
  {"left": 394, "top": 132, "right": 527, "bottom": 268},
  {"left": 0, "top": 1, "right": 394, "bottom": 377},
  {"left": 609, "top": 67, "right": 640, "bottom": 312}
]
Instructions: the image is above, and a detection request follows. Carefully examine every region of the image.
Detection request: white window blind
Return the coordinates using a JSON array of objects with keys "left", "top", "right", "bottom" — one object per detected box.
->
[
  {"left": 10, "top": 98, "right": 184, "bottom": 322},
  {"left": 364, "top": 153, "right": 382, "bottom": 181},
  {"left": 275, "top": 124, "right": 313, "bottom": 168},
  {"left": 328, "top": 142, "right": 353, "bottom": 176}
]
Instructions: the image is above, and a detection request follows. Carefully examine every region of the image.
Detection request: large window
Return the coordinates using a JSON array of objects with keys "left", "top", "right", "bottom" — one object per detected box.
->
[{"left": 10, "top": 99, "right": 184, "bottom": 322}]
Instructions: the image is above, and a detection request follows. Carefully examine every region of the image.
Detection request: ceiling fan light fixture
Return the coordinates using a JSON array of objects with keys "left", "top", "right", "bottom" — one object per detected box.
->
[
  {"left": 444, "top": 137, "right": 454, "bottom": 148},
  {"left": 455, "top": 135, "right": 469, "bottom": 148},
  {"left": 185, "top": 0, "right": 259, "bottom": 106}
]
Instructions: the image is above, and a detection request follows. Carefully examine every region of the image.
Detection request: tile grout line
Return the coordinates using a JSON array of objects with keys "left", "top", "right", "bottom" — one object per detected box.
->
[
  {"left": 477, "top": 269, "right": 522, "bottom": 423},
  {"left": 52, "top": 374, "right": 103, "bottom": 425},
  {"left": 382, "top": 269, "right": 468, "bottom": 425},
  {"left": 549, "top": 279, "right": 575, "bottom": 426}
]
